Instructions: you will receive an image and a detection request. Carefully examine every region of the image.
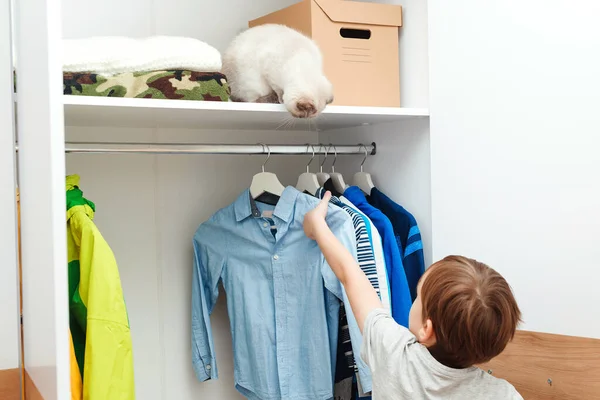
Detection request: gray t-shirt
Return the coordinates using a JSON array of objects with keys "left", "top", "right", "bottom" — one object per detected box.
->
[{"left": 361, "top": 309, "right": 523, "bottom": 400}]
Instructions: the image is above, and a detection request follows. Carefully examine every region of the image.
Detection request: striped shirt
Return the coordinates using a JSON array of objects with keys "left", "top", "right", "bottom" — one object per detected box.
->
[
  {"left": 316, "top": 188, "right": 380, "bottom": 385},
  {"left": 340, "top": 196, "right": 391, "bottom": 312},
  {"left": 317, "top": 188, "right": 381, "bottom": 299}
]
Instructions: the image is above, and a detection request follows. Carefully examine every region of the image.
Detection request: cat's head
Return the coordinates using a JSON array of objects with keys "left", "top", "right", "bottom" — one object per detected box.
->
[{"left": 283, "top": 75, "right": 334, "bottom": 118}]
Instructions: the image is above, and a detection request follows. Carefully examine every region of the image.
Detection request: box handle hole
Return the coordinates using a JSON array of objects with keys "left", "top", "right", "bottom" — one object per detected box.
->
[{"left": 340, "top": 28, "right": 371, "bottom": 40}]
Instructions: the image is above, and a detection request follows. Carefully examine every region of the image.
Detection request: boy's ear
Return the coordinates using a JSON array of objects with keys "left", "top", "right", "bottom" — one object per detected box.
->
[{"left": 419, "top": 319, "right": 437, "bottom": 347}]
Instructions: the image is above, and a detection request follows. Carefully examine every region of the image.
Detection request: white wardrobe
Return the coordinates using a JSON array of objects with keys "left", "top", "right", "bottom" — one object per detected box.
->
[{"left": 3, "top": 0, "right": 600, "bottom": 399}]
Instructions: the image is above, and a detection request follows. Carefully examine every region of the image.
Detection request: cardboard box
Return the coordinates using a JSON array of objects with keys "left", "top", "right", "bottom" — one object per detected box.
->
[{"left": 249, "top": 0, "right": 403, "bottom": 107}]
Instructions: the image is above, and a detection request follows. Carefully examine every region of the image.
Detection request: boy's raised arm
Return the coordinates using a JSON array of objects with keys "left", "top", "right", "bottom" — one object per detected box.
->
[{"left": 304, "top": 191, "right": 383, "bottom": 332}]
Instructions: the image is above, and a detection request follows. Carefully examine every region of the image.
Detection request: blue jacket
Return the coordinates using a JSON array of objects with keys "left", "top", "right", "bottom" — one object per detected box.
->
[{"left": 368, "top": 188, "right": 425, "bottom": 301}]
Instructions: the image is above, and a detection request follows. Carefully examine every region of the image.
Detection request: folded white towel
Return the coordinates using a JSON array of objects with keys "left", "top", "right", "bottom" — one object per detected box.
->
[{"left": 62, "top": 36, "right": 222, "bottom": 75}]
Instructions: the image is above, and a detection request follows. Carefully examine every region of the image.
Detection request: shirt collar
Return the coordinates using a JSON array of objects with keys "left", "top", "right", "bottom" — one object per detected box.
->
[
  {"left": 344, "top": 186, "right": 368, "bottom": 206},
  {"left": 366, "top": 187, "right": 381, "bottom": 202},
  {"left": 234, "top": 186, "right": 300, "bottom": 223}
]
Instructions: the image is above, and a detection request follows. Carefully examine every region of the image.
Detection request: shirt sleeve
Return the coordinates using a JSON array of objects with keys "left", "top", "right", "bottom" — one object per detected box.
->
[
  {"left": 360, "top": 308, "right": 416, "bottom": 372},
  {"left": 320, "top": 209, "right": 373, "bottom": 393},
  {"left": 319, "top": 205, "right": 355, "bottom": 300},
  {"left": 191, "top": 231, "right": 224, "bottom": 382},
  {"left": 76, "top": 217, "right": 135, "bottom": 400}
]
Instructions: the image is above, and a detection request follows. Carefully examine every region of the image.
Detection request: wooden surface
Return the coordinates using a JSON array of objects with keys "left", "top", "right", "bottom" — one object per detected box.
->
[
  {"left": 0, "top": 368, "right": 21, "bottom": 400},
  {"left": 480, "top": 330, "right": 600, "bottom": 399}
]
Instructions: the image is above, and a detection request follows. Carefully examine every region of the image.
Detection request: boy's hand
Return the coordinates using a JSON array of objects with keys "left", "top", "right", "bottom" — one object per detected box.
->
[{"left": 303, "top": 191, "right": 332, "bottom": 240}]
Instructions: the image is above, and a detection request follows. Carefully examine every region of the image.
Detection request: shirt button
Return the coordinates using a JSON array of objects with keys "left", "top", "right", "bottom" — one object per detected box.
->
[
  {"left": 206, "top": 365, "right": 211, "bottom": 370},
  {"left": 263, "top": 222, "right": 268, "bottom": 227},
  {"left": 273, "top": 254, "right": 279, "bottom": 260}
]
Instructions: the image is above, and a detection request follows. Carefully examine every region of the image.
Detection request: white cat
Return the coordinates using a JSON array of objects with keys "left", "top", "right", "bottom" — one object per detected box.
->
[{"left": 222, "top": 24, "right": 334, "bottom": 118}]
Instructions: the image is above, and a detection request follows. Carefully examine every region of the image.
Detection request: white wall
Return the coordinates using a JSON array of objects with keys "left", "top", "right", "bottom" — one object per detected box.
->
[
  {"left": 61, "top": 0, "right": 300, "bottom": 52},
  {"left": 65, "top": 127, "right": 318, "bottom": 400},
  {"left": 428, "top": 0, "right": 600, "bottom": 338},
  {"left": 0, "top": 0, "right": 20, "bottom": 371}
]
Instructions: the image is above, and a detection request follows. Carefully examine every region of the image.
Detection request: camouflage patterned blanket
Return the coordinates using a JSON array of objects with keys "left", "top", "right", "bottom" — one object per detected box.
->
[{"left": 63, "top": 70, "right": 230, "bottom": 101}]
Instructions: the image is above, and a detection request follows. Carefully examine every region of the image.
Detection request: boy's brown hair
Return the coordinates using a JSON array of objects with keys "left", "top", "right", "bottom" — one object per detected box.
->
[{"left": 421, "top": 255, "right": 521, "bottom": 369}]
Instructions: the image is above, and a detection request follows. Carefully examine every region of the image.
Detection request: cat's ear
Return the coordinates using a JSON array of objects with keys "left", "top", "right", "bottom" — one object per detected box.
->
[{"left": 326, "top": 96, "right": 334, "bottom": 105}]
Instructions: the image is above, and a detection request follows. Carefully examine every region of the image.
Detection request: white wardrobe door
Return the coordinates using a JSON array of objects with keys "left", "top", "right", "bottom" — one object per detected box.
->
[
  {"left": 428, "top": 0, "right": 600, "bottom": 338},
  {"left": 0, "top": 0, "right": 20, "bottom": 377},
  {"left": 13, "top": 0, "right": 70, "bottom": 397}
]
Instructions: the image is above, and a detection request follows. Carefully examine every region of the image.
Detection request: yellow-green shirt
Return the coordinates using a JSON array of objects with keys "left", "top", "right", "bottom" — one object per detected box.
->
[{"left": 67, "top": 175, "right": 135, "bottom": 400}]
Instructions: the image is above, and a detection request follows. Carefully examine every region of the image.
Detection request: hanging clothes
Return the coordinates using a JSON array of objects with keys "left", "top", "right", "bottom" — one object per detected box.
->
[
  {"left": 70, "top": 331, "right": 83, "bottom": 400},
  {"left": 316, "top": 188, "right": 382, "bottom": 300},
  {"left": 315, "top": 188, "right": 381, "bottom": 400},
  {"left": 334, "top": 302, "right": 355, "bottom": 400},
  {"left": 191, "top": 187, "right": 371, "bottom": 399},
  {"left": 339, "top": 196, "right": 391, "bottom": 312},
  {"left": 338, "top": 194, "right": 390, "bottom": 399},
  {"left": 344, "top": 186, "right": 412, "bottom": 327},
  {"left": 368, "top": 188, "right": 425, "bottom": 301},
  {"left": 66, "top": 175, "right": 135, "bottom": 400}
]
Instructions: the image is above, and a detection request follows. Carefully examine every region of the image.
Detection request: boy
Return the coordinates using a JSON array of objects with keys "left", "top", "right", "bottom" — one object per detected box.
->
[{"left": 304, "top": 192, "right": 523, "bottom": 399}]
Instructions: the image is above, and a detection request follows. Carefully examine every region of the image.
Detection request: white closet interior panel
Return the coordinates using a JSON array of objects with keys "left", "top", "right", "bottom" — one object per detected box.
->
[
  {"left": 61, "top": 0, "right": 300, "bottom": 50},
  {"left": 14, "top": 0, "right": 70, "bottom": 396}
]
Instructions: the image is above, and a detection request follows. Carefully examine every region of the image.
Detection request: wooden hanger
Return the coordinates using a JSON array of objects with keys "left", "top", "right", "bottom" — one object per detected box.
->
[
  {"left": 250, "top": 144, "right": 285, "bottom": 205},
  {"left": 316, "top": 144, "right": 331, "bottom": 186},
  {"left": 296, "top": 144, "right": 321, "bottom": 196},
  {"left": 353, "top": 144, "right": 375, "bottom": 194}
]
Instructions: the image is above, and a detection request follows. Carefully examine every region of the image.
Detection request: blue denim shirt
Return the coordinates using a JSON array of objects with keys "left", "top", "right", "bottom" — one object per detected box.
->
[{"left": 192, "top": 187, "right": 370, "bottom": 400}]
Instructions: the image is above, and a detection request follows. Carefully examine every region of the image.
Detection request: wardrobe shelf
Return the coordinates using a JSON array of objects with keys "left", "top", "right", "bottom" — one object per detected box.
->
[{"left": 62, "top": 96, "right": 429, "bottom": 131}]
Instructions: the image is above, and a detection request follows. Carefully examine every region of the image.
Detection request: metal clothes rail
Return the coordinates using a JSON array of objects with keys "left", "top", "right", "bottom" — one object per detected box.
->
[{"left": 58, "top": 142, "right": 377, "bottom": 156}]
